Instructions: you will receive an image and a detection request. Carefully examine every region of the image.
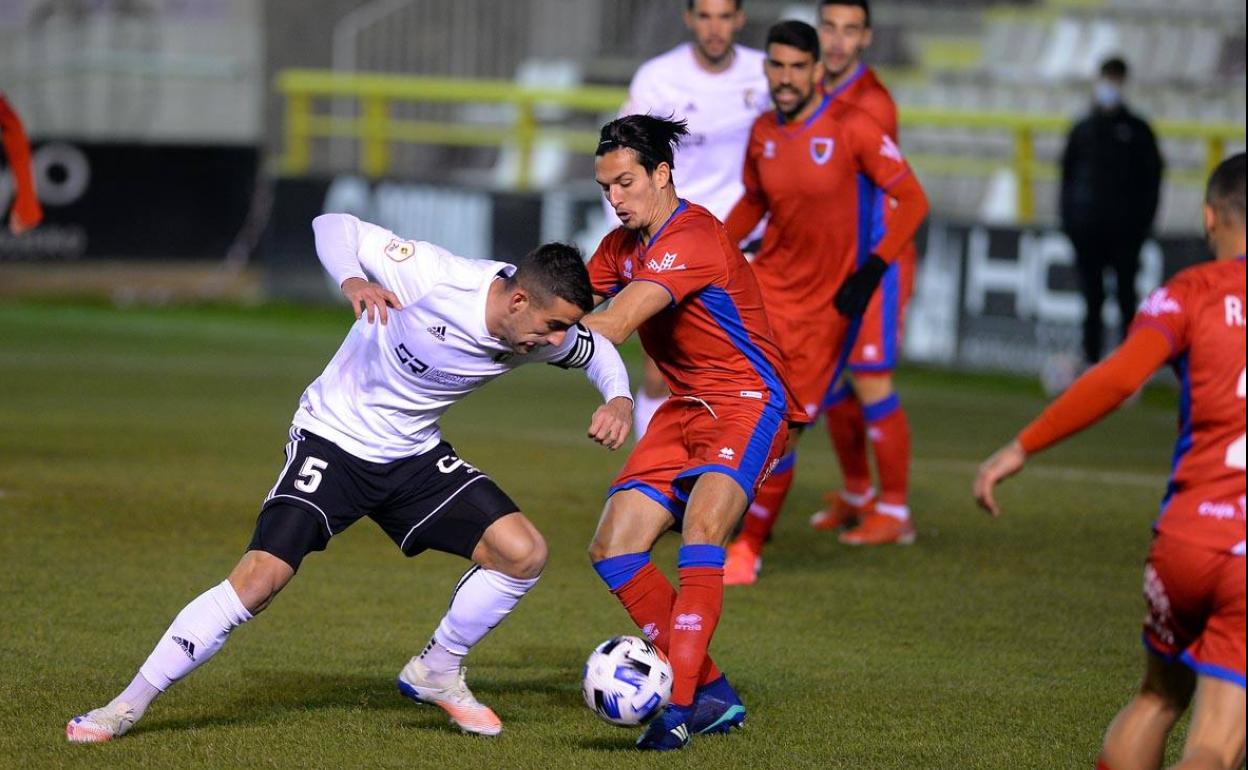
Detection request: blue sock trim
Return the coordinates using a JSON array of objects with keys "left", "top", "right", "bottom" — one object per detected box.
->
[
  {"left": 678, "top": 544, "right": 726, "bottom": 569},
  {"left": 773, "top": 450, "right": 797, "bottom": 475},
  {"left": 863, "top": 393, "right": 900, "bottom": 423},
  {"left": 592, "top": 552, "right": 651, "bottom": 591},
  {"left": 824, "top": 381, "right": 855, "bottom": 409}
]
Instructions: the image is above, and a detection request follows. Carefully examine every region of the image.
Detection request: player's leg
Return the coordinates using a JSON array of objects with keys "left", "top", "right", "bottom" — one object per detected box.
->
[
  {"left": 1170, "top": 675, "right": 1245, "bottom": 770},
  {"left": 377, "top": 445, "right": 539, "bottom": 736},
  {"left": 814, "top": 378, "right": 873, "bottom": 530},
  {"left": 838, "top": 372, "right": 915, "bottom": 546},
  {"left": 633, "top": 354, "right": 669, "bottom": 441},
  {"left": 638, "top": 471, "right": 748, "bottom": 750},
  {"left": 66, "top": 504, "right": 326, "bottom": 743},
  {"left": 1098, "top": 652, "right": 1195, "bottom": 770}
]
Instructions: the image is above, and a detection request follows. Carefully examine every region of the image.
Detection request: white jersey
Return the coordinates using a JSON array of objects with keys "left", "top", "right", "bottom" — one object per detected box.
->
[
  {"left": 293, "top": 213, "right": 631, "bottom": 463},
  {"left": 615, "top": 42, "right": 769, "bottom": 221}
]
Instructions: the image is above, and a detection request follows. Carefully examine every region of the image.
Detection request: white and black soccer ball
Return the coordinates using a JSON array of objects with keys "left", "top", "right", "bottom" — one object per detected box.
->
[{"left": 581, "top": 635, "right": 672, "bottom": 726}]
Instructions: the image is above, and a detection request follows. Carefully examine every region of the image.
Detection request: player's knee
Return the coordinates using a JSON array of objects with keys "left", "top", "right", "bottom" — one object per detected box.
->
[
  {"left": 479, "top": 515, "right": 546, "bottom": 579},
  {"left": 245, "top": 503, "right": 328, "bottom": 590},
  {"left": 228, "top": 550, "right": 295, "bottom": 615},
  {"left": 587, "top": 536, "right": 611, "bottom": 564}
]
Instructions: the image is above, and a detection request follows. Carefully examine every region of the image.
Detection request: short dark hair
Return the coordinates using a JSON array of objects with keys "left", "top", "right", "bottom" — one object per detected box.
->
[
  {"left": 818, "top": 0, "right": 871, "bottom": 27},
  {"left": 596, "top": 114, "right": 689, "bottom": 175},
  {"left": 1100, "top": 57, "right": 1128, "bottom": 79},
  {"left": 766, "top": 20, "right": 820, "bottom": 60},
  {"left": 510, "top": 242, "right": 594, "bottom": 312},
  {"left": 1207, "top": 152, "right": 1246, "bottom": 223},
  {"left": 686, "top": 0, "right": 743, "bottom": 9}
]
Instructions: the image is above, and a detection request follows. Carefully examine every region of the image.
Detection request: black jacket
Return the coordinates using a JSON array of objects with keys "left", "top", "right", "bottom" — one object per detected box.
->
[{"left": 1060, "top": 105, "right": 1164, "bottom": 235}]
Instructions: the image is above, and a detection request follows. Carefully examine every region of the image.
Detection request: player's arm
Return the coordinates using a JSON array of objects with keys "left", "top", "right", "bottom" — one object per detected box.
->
[
  {"left": 834, "top": 114, "right": 930, "bottom": 317},
  {"left": 581, "top": 280, "right": 673, "bottom": 346},
  {"left": 0, "top": 93, "right": 43, "bottom": 235},
  {"left": 542, "top": 324, "right": 634, "bottom": 450},
  {"left": 973, "top": 325, "right": 1174, "bottom": 517},
  {"left": 724, "top": 128, "right": 769, "bottom": 244},
  {"left": 311, "top": 213, "right": 403, "bottom": 324}
]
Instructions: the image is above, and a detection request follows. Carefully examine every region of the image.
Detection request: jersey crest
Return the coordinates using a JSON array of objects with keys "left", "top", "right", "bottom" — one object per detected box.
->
[
  {"left": 810, "top": 137, "right": 835, "bottom": 166},
  {"left": 385, "top": 238, "right": 416, "bottom": 262}
]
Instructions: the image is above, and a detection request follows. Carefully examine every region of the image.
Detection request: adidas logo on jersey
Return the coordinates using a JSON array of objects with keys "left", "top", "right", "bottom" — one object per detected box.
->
[
  {"left": 427, "top": 325, "right": 447, "bottom": 342},
  {"left": 172, "top": 635, "right": 196, "bottom": 660}
]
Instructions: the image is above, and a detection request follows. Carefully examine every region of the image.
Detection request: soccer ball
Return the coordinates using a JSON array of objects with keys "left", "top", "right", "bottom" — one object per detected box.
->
[{"left": 581, "top": 635, "right": 672, "bottom": 726}]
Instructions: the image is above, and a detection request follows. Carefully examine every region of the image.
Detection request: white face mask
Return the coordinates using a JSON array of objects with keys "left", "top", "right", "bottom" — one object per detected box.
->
[{"left": 1094, "top": 79, "right": 1123, "bottom": 109}]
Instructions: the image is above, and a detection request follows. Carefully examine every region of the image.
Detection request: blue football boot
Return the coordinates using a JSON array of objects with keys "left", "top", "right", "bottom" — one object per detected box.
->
[
  {"left": 636, "top": 704, "right": 692, "bottom": 751},
  {"left": 689, "top": 674, "right": 747, "bottom": 734}
]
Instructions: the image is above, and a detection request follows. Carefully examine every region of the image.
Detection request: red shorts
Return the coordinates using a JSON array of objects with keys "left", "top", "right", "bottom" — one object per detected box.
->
[
  {"left": 770, "top": 312, "right": 855, "bottom": 419},
  {"left": 608, "top": 393, "right": 789, "bottom": 522},
  {"left": 848, "top": 252, "right": 914, "bottom": 374},
  {"left": 1142, "top": 533, "right": 1246, "bottom": 687}
]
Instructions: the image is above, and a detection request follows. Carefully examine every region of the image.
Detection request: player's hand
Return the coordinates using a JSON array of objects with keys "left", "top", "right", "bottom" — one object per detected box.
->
[
  {"left": 588, "top": 396, "right": 633, "bottom": 450},
  {"left": 342, "top": 277, "right": 402, "bottom": 324},
  {"left": 834, "top": 254, "right": 888, "bottom": 317},
  {"left": 973, "top": 440, "right": 1027, "bottom": 518}
]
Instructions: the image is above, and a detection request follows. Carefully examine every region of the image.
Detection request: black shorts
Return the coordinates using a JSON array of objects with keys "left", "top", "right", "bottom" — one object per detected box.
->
[{"left": 252, "top": 427, "right": 519, "bottom": 561}]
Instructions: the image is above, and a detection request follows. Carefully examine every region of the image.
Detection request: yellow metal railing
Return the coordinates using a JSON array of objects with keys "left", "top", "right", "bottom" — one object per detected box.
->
[{"left": 276, "top": 69, "right": 1246, "bottom": 222}]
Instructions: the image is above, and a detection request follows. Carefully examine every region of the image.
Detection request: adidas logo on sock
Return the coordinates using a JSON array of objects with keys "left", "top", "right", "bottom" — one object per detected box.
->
[
  {"left": 427, "top": 325, "right": 447, "bottom": 342},
  {"left": 172, "top": 635, "right": 196, "bottom": 660}
]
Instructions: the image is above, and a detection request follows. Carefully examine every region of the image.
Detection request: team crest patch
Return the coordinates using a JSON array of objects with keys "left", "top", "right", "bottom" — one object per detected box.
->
[
  {"left": 810, "top": 137, "right": 835, "bottom": 165},
  {"left": 384, "top": 238, "right": 417, "bottom": 262}
]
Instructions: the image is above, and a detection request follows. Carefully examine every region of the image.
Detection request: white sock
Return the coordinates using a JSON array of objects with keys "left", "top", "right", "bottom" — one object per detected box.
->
[
  {"left": 107, "top": 672, "right": 161, "bottom": 721},
  {"left": 421, "top": 567, "right": 540, "bottom": 680},
  {"left": 137, "top": 580, "right": 253, "bottom": 693},
  {"left": 876, "top": 502, "right": 911, "bottom": 521},
  {"left": 633, "top": 387, "right": 665, "bottom": 441}
]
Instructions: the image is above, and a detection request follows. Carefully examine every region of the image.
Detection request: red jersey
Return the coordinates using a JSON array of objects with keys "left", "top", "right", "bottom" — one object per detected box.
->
[
  {"left": 829, "top": 65, "right": 918, "bottom": 269},
  {"left": 730, "top": 94, "right": 923, "bottom": 324},
  {"left": 1132, "top": 258, "right": 1246, "bottom": 554},
  {"left": 827, "top": 64, "right": 897, "bottom": 140},
  {"left": 588, "top": 201, "right": 805, "bottom": 423}
]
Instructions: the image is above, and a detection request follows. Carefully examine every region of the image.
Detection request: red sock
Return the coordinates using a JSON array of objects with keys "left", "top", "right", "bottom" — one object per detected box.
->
[
  {"left": 1094, "top": 758, "right": 1113, "bottom": 770},
  {"left": 825, "top": 389, "right": 872, "bottom": 496},
  {"left": 865, "top": 394, "right": 910, "bottom": 509},
  {"left": 738, "top": 457, "right": 795, "bottom": 549},
  {"left": 668, "top": 566, "right": 724, "bottom": 707},
  {"left": 613, "top": 563, "right": 721, "bottom": 686}
]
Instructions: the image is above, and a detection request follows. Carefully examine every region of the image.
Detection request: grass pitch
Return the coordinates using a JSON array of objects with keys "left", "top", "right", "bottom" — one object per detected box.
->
[{"left": 0, "top": 300, "right": 1189, "bottom": 768}]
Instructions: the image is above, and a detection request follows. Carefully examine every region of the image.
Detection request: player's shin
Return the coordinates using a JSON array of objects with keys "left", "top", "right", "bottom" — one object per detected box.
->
[
  {"left": 825, "top": 382, "right": 872, "bottom": 497},
  {"left": 668, "top": 545, "right": 726, "bottom": 708},
  {"left": 137, "top": 580, "right": 254, "bottom": 708},
  {"left": 738, "top": 451, "right": 797, "bottom": 549},
  {"left": 418, "top": 566, "right": 541, "bottom": 681},
  {"left": 593, "top": 552, "right": 721, "bottom": 685},
  {"left": 865, "top": 394, "right": 910, "bottom": 517}
]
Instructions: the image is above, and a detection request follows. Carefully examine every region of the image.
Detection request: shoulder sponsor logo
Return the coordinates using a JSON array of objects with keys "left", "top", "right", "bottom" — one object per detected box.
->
[
  {"left": 763, "top": 140, "right": 776, "bottom": 159},
  {"left": 674, "top": 613, "right": 703, "bottom": 631},
  {"left": 810, "top": 137, "right": 835, "bottom": 165},
  {"left": 880, "top": 135, "right": 904, "bottom": 163},
  {"left": 1138, "top": 287, "right": 1181, "bottom": 317},
  {"left": 646, "top": 252, "right": 685, "bottom": 272},
  {"left": 385, "top": 238, "right": 417, "bottom": 262},
  {"left": 394, "top": 343, "right": 483, "bottom": 387}
]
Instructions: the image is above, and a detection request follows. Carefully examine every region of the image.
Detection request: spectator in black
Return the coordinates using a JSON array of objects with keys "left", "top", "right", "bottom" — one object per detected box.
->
[{"left": 1060, "top": 57, "right": 1164, "bottom": 364}]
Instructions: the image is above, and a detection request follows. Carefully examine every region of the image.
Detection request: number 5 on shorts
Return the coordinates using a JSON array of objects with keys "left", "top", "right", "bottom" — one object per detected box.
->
[{"left": 295, "top": 457, "right": 328, "bottom": 493}]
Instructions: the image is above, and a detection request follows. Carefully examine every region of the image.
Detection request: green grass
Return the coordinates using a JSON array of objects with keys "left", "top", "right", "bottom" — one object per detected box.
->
[{"left": 0, "top": 300, "right": 1189, "bottom": 768}]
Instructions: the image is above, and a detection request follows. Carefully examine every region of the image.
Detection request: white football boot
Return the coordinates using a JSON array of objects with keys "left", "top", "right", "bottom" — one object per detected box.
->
[
  {"left": 66, "top": 702, "right": 137, "bottom": 743},
  {"left": 397, "top": 657, "right": 502, "bottom": 736}
]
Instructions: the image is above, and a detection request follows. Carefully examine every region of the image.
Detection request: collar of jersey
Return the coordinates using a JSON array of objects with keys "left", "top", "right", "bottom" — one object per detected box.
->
[
  {"left": 777, "top": 93, "right": 831, "bottom": 132},
  {"left": 478, "top": 265, "right": 517, "bottom": 348},
  {"left": 640, "top": 199, "right": 688, "bottom": 253},
  {"left": 825, "top": 62, "right": 866, "bottom": 101}
]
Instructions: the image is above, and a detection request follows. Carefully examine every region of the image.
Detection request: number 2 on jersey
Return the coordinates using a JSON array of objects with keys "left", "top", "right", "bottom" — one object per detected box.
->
[
  {"left": 294, "top": 457, "right": 328, "bottom": 493},
  {"left": 1228, "top": 368, "right": 1246, "bottom": 472}
]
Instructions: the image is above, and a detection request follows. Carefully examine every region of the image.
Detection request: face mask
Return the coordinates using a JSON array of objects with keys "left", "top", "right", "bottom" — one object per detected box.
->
[{"left": 1094, "top": 79, "right": 1122, "bottom": 109}]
